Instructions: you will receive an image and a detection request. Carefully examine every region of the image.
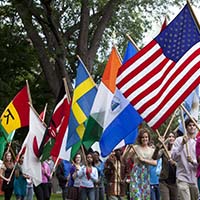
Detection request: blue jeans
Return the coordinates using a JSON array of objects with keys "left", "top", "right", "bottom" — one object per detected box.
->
[
  {"left": 80, "top": 187, "right": 95, "bottom": 200},
  {"left": 150, "top": 184, "right": 160, "bottom": 200},
  {"left": 25, "top": 186, "right": 33, "bottom": 200},
  {"left": 95, "top": 186, "right": 105, "bottom": 200}
]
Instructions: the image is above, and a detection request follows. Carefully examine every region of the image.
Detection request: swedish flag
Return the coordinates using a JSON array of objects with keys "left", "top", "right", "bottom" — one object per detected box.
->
[{"left": 66, "top": 60, "right": 97, "bottom": 158}]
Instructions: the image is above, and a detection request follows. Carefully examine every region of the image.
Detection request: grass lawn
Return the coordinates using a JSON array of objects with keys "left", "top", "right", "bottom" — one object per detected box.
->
[{"left": 0, "top": 193, "right": 63, "bottom": 200}]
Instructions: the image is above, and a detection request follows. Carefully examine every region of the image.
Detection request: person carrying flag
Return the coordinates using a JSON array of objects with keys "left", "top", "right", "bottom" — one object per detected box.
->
[{"left": 171, "top": 118, "right": 198, "bottom": 200}]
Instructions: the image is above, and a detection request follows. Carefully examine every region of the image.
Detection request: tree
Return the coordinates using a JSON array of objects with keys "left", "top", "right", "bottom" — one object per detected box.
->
[
  {"left": 1, "top": 0, "right": 197, "bottom": 154},
  {"left": 2, "top": 0, "right": 184, "bottom": 99}
]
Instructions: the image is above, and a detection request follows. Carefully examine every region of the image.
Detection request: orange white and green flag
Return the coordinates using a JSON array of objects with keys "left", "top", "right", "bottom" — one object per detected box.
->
[{"left": 0, "top": 86, "right": 29, "bottom": 133}]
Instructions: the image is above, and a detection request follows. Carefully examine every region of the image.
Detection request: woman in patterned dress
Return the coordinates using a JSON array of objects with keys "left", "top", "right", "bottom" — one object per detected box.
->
[{"left": 124, "top": 128, "right": 157, "bottom": 200}]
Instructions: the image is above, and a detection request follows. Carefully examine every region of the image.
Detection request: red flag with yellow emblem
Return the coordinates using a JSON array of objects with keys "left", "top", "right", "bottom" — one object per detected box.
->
[{"left": 0, "top": 86, "right": 29, "bottom": 133}]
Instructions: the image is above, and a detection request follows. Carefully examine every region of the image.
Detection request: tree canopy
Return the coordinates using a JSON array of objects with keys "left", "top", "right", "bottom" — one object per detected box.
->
[{"left": 1, "top": 0, "right": 186, "bottom": 98}]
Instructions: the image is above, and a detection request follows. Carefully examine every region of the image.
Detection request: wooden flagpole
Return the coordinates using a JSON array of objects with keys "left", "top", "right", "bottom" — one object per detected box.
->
[
  {"left": 29, "top": 103, "right": 47, "bottom": 127},
  {"left": 126, "top": 34, "right": 140, "bottom": 51},
  {"left": 80, "top": 145, "right": 87, "bottom": 167},
  {"left": 181, "top": 104, "right": 200, "bottom": 131},
  {"left": 155, "top": 129, "right": 171, "bottom": 159},
  {"left": 113, "top": 44, "right": 123, "bottom": 63},
  {"left": 187, "top": 0, "right": 200, "bottom": 30},
  {"left": 6, "top": 134, "right": 16, "bottom": 160},
  {"left": 62, "top": 77, "right": 71, "bottom": 103},
  {"left": 7, "top": 162, "right": 17, "bottom": 184},
  {"left": 163, "top": 109, "right": 177, "bottom": 138},
  {"left": 5, "top": 141, "right": 16, "bottom": 161},
  {"left": 26, "top": 80, "right": 32, "bottom": 105},
  {"left": 50, "top": 157, "right": 59, "bottom": 179},
  {"left": 180, "top": 106, "right": 189, "bottom": 156}
]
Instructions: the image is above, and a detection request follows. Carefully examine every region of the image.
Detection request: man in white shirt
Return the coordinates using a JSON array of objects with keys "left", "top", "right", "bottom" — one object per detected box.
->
[{"left": 171, "top": 118, "right": 198, "bottom": 200}]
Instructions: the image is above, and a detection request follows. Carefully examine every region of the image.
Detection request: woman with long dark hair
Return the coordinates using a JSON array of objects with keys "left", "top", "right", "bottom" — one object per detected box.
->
[{"left": 0, "top": 151, "right": 15, "bottom": 200}]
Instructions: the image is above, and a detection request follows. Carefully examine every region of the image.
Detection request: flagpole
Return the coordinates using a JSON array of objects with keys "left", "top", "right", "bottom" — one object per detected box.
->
[
  {"left": 180, "top": 106, "right": 189, "bottom": 156},
  {"left": 80, "top": 145, "right": 87, "bottom": 166},
  {"left": 155, "top": 129, "right": 171, "bottom": 159},
  {"left": 113, "top": 45, "right": 123, "bottom": 63},
  {"left": 29, "top": 103, "right": 47, "bottom": 128},
  {"left": 6, "top": 139, "right": 15, "bottom": 158},
  {"left": 163, "top": 109, "right": 177, "bottom": 138},
  {"left": 50, "top": 157, "right": 60, "bottom": 179},
  {"left": 126, "top": 34, "right": 140, "bottom": 51},
  {"left": 5, "top": 141, "right": 16, "bottom": 161},
  {"left": 7, "top": 163, "right": 17, "bottom": 184},
  {"left": 26, "top": 80, "right": 32, "bottom": 105},
  {"left": 62, "top": 77, "right": 71, "bottom": 102},
  {"left": 180, "top": 104, "right": 200, "bottom": 131},
  {"left": 7, "top": 144, "right": 25, "bottom": 184},
  {"left": 112, "top": 43, "right": 122, "bottom": 63},
  {"left": 187, "top": 0, "right": 200, "bottom": 30}
]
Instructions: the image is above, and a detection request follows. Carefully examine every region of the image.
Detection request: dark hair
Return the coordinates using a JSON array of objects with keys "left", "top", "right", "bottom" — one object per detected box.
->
[
  {"left": 167, "top": 132, "right": 177, "bottom": 151},
  {"left": 93, "top": 151, "right": 100, "bottom": 156},
  {"left": 185, "top": 118, "right": 195, "bottom": 128},
  {"left": 86, "top": 153, "right": 94, "bottom": 165},
  {"left": 86, "top": 152, "right": 93, "bottom": 158},
  {"left": 137, "top": 129, "right": 150, "bottom": 145},
  {"left": 73, "top": 153, "right": 81, "bottom": 163},
  {"left": 3, "top": 151, "right": 13, "bottom": 168},
  {"left": 168, "top": 131, "right": 177, "bottom": 138}
]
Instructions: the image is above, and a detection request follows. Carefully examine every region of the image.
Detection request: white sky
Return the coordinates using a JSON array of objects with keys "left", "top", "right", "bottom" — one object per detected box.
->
[{"left": 143, "top": 4, "right": 200, "bottom": 45}]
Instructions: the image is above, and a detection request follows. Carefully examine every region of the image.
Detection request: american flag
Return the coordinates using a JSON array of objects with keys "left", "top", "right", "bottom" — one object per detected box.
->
[{"left": 117, "top": 4, "right": 200, "bottom": 129}]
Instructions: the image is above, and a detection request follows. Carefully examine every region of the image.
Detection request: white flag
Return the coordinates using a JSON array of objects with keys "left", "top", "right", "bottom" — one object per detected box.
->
[{"left": 22, "top": 107, "right": 45, "bottom": 186}]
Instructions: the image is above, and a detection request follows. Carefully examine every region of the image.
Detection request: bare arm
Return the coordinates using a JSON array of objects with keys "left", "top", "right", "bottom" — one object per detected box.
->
[
  {"left": 0, "top": 165, "right": 10, "bottom": 182},
  {"left": 122, "top": 145, "right": 135, "bottom": 162}
]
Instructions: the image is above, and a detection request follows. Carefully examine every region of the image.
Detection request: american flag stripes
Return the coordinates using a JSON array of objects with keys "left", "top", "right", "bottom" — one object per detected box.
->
[{"left": 117, "top": 4, "right": 200, "bottom": 129}]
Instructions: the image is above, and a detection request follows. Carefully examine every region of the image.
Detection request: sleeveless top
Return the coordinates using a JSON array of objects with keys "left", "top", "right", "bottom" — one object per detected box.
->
[{"left": 2, "top": 167, "right": 14, "bottom": 191}]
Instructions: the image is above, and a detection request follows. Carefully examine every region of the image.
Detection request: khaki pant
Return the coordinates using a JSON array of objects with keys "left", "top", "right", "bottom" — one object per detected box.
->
[
  {"left": 159, "top": 181, "right": 177, "bottom": 200},
  {"left": 177, "top": 179, "right": 198, "bottom": 200}
]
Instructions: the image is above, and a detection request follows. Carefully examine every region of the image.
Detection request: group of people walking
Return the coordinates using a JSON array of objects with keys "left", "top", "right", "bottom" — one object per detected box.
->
[
  {"left": 54, "top": 118, "right": 200, "bottom": 200},
  {"left": 0, "top": 118, "right": 200, "bottom": 200},
  {"left": 0, "top": 153, "right": 54, "bottom": 200}
]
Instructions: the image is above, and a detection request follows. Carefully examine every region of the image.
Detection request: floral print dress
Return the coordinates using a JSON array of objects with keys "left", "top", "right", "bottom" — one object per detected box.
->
[{"left": 129, "top": 145, "right": 154, "bottom": 200}]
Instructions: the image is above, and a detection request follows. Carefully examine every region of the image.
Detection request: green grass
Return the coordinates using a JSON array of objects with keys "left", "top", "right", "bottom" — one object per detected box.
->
[{"left": 0, "top": 193, "right": 63, "bottom": 200}]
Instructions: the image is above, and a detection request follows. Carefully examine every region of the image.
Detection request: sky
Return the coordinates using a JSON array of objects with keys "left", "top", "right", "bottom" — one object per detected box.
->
[{"left": 143, "top": 4, "right": 200, "bottom": 45}]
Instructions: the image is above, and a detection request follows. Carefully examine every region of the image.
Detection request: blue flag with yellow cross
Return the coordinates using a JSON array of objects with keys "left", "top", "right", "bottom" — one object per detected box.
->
[{"left": 66, "top": 60, "right": 97, "bottom": 158}]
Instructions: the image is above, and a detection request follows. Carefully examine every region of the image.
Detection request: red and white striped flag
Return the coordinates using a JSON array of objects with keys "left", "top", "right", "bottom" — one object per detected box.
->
[{"left": 117, "top": 4, "right": 200, "bottom": 129}]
